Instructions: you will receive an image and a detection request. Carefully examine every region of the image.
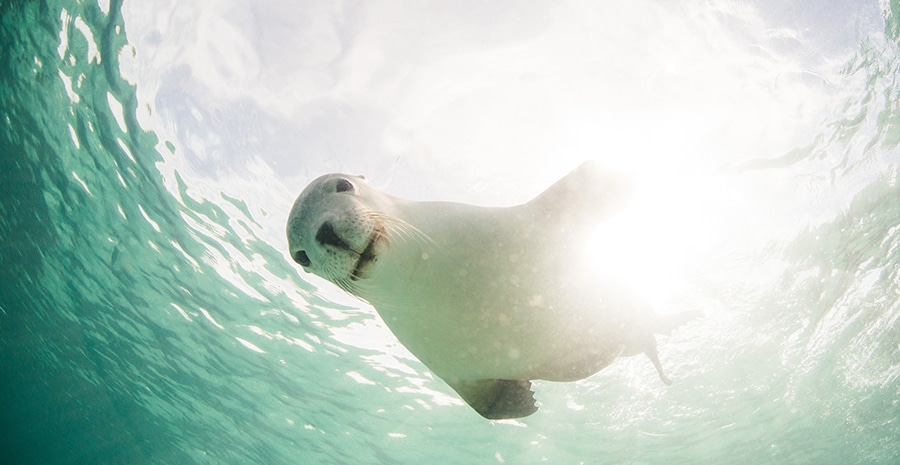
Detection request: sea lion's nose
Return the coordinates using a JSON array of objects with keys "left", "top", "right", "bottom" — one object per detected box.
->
[
  {"left": 316, "top": 221, "right": 350, "bottom": 250},
  {"left": 292, "top": 250, "right": 311, "bottom": 267}
]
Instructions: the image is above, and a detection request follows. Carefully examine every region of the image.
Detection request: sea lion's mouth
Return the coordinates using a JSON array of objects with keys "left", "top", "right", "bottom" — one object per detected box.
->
[{"left": 350, "top": 225, "right": 384, "bottom": 281}]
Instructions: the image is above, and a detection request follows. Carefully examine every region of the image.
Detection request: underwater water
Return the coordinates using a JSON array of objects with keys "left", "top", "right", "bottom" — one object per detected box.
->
[{"left": 2, "top": 0, "right": 900, "bottom": 463}]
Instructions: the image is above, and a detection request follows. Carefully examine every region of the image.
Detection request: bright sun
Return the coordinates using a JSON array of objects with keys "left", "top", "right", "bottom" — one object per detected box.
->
[{"left": 582, "top": 172, "right": 721, "bottom": 309}]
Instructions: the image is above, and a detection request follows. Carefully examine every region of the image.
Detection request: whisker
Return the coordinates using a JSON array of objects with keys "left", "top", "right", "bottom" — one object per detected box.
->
[
  {"left": 330, "top": 211, "right": 441, "bottom": 303},
  {"left": 334, "top": 276, "right": 363, "bottom": 297},
  {"left": 366, "top": 211, "right": 437, "bottom": 250}
]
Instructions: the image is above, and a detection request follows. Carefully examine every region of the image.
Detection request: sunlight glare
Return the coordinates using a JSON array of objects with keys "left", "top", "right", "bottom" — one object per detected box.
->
[{"left": 583, "top": 171, "right": 720, "bottom": 309}]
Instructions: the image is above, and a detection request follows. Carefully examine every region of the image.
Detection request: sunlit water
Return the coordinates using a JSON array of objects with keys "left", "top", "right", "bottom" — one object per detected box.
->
[{"left": 2, "top": 0, "right": 899, "bottom": 464}]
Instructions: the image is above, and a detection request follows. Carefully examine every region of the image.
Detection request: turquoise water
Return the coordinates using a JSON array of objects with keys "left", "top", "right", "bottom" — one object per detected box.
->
[{"left": 2, "top": 0, "right": 900, "bottom": 464}]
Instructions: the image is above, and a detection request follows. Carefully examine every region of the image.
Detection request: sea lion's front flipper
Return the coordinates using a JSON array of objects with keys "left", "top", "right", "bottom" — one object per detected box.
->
[{"left": 448, "top": 378, "right": 538, "bottom": 419}]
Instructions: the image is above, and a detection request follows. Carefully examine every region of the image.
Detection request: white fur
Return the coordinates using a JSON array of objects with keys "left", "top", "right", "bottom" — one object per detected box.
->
[{"left": 287, "top": 163, "right": 682, "bottom": 418}]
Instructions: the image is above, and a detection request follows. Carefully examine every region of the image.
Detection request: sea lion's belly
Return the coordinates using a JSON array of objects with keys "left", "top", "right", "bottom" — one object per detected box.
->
[{"left": 368, "top": 241, "right": 628, "bottom": 381}]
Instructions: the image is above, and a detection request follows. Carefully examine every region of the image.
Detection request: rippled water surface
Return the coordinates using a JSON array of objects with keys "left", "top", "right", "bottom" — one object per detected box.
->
[{"left": 2, "top": 0, "right": 899, "bottom": 464}]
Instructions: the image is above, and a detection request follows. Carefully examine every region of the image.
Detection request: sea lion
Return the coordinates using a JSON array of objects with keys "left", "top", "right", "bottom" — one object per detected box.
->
[{"left": 286, "top": 162, "right": 696, "bottom": 419}]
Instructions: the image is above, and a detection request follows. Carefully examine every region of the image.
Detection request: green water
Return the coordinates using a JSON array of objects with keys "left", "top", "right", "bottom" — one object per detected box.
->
[{"left": 2, "top": 0, "right": 899, "bottom": 464}]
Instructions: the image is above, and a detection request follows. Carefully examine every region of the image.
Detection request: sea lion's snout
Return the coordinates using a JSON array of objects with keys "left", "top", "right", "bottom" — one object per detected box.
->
[{"left": 316, "top": 221, "right": 353, "bottom": 251}]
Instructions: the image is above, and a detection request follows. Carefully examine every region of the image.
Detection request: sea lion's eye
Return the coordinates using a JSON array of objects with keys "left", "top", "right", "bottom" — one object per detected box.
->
[
  {"left": 335, "top": 179, "right": 353, "bottom": 193},
  {"left": 293, "top": 250, "right": 311, "bottom": 267}
]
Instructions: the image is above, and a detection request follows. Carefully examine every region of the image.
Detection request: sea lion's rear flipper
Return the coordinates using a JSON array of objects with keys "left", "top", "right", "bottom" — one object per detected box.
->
[
  {"left": 525, "top": 160, "right": 634, "bottom": 234},
  {"left": 448, "top": 378, "right": 538, "bottom": 419},
  {"left": 645, "top": 310, "right": 702, "bottom": 385},
  {"left": 644, "top": 337, "right": 673, "bottom": 386}
]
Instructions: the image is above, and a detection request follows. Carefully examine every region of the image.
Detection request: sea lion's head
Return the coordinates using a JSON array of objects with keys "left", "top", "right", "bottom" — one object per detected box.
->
[{"left": 286, "top": 174, "right": 390, "bottom": 293}]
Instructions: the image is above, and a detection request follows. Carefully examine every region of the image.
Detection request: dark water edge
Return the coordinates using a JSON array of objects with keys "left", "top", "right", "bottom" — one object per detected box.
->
[
  {"left": 0, "top": 1, "right": 182, "bottom": 464},
  {"left": 1, "top": 1, "right": 328, "bottom": 463}
]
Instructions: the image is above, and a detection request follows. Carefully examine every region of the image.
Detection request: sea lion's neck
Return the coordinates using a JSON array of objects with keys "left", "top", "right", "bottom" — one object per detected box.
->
[{"left": 358, "top": 198, "right": 538, "bottom": 309}]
